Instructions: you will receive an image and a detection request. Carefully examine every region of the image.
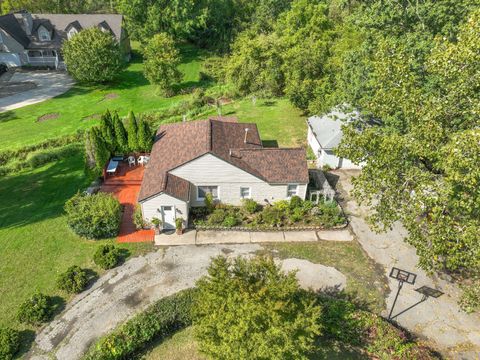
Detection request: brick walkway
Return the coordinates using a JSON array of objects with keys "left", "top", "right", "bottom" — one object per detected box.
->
[{"left": 101, "top": 162, "right": 154, "bottom": 243}]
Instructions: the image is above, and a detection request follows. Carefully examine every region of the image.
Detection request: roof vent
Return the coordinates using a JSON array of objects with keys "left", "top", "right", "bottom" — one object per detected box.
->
[{"left": 244, "top": 128, "right": 249, "bottom": 144}]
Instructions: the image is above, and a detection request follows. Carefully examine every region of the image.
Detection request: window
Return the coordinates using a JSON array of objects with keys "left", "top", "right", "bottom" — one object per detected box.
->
[
  {"left": 197, "top": 186, "right": 219, "bottom": 200},
  {"left": 38, "top": 26, "right": 50, "bottom": 41},
  {"left": 67, "top": 28, "right": 78, "bottom": 40},
  {"left": 287, "top": 184, "right": 299, "bottom": 198},
  {"left": 240, "top": 187, "right": 251, "bottom": 199}
]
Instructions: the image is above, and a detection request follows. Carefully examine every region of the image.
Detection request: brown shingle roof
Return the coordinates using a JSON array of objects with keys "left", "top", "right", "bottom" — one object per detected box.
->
[{"left": 138, "top": 118, "right": 308, "bottom": 202}]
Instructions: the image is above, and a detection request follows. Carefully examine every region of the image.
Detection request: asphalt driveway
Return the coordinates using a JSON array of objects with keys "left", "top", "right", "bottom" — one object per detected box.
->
[{"left": 0, "top": 71, "right": 73, "bottom": 112}]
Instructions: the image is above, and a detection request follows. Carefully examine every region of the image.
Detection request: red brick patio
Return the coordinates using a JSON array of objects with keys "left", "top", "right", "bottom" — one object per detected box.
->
[{"left": 101, "top": 162, "right": 154, "bottom": 243}]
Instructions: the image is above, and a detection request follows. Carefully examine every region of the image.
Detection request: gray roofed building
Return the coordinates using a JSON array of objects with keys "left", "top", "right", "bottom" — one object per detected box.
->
[
  {"left": 0, "top": 10, "right": 130, "bottom": 69},
  {"left": 307, "top": 107, "right": 363, "bottom": 169}
]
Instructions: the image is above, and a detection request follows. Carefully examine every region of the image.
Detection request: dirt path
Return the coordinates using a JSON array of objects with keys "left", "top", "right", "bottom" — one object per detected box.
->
[{"left": 335, "top": 170, "right": 480, "bottom": 359}]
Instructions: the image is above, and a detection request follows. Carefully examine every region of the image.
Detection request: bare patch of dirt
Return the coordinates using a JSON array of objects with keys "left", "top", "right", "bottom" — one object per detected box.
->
[
  {"left": 37, "top": 112, "right": 59, "bottom": 122},
  {"left": 103, "top": 93, "right": 119, "bottom": 100},
  {"left": 82, "top": 113, "right": 101, "bottom": 121}
]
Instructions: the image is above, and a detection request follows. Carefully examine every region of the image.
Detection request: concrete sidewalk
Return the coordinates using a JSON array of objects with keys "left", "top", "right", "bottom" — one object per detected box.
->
[{"left": 154, "top": 228, "right": 353, "bottom": 246}]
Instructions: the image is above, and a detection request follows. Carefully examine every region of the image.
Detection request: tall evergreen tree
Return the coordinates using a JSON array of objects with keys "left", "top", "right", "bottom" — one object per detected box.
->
[
  {"left": 126, "top": 111, "right": 139, "bottom": 152},
  {"left": 99, "top": 110, "right": 115, "bottom": 152},
  {"left": 112, "top": 111, "right": 128, "bottom": 153},
  {"left": 90, "top": 127, "right": 110, "bottom": 175},
  {"left": 136, "top": 117, "right": 153, "bottom": 152}
]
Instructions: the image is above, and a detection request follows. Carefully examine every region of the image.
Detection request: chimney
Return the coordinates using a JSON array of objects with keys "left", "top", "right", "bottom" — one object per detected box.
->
[{"left": 244, "top": 128, "right": 249, "bottom": 144}]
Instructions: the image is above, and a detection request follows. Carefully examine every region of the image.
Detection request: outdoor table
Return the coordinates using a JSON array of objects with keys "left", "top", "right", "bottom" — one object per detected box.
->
[{"left": 106, "top": 160, "right": 119, "bottom": 175}]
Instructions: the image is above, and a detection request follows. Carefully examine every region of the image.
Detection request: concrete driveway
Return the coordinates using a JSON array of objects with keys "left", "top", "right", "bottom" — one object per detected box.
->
[
  {"left": 335, "top": 170, "right": 480, "bottom": 359},
  {"left": 0, "top": 71, "right": 73, "bottom": 112}
]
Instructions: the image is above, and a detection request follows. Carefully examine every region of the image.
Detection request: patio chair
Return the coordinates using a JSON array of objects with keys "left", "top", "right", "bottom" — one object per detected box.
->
[
  {"left": 138, "top": 156, "right": 146, "bottom": 166},
  {"left": 128, "top": 156, "right": 136, "bottom": 167}
]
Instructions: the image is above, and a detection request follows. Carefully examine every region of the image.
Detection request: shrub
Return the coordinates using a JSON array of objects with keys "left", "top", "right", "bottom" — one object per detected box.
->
[
  {"left": 17, "top": 293, "right": 53, "bottom": 325},
  {"left": 0, "top": 327, "right": 20, "bottom": 360},
  {"left": 194, "top": 256, "right": 322, "bottom": 359},
  {"left": 460, "top": 280, "right": 480, "bottom": 313},
  {"left": 64, "top": 192, "right": 122, "bottom": 239},
  {"left": 289, "top": 195, "right": 303, "bottom": 210},
  {"left": 94, "top": 244, "right": 121, "bottom": 270},
  {"left": 272, "top": 199, "right": 289, "bottom": 212},
  {"left": 242, "top": 198, "right": 259, "bottom": 214},
  {"left": 133, "top": 204, "right": 145, "bottom": 230},
  {"left": 25, "top": 143, "right": 80, "bottom": 168},
  {"left": 204, "top": 193, "right": 215, "bottom": 214},
  {"left": 176, "top": 217, "right": 184, "bottom": 230},
  {"left": 222, "top": 215, "right": 238, "bottom": 228},
  {"left": 207, "top": 209, "right": 226, "bottom": 225},
  {"left": 62, "top": 27, "right": 122, "bottom": 83},
  {"left": 57, "top": 265, "right": 89, "bottom": 294},
  {"left": 260, "top": 206, "right": 283, "bottom": 227},
  {"left": 289, "top": 207, "right": 304, "bottom": 223},
  {"left": 317, "top": 200, "right": 345, "bottom": 228},
  {"left": 83, "top": 289, "right": 196, "bottom": 360}
]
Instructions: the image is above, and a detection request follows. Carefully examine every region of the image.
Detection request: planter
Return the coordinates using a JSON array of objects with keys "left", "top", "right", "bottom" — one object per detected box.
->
[{"left": 176, "top": 228, "right": 183, "bottom": 235}]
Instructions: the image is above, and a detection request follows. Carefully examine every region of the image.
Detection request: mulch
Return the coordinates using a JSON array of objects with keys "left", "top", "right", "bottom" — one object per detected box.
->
[{"left": 37, "top": 113, "right": 60, "bottom": 122}]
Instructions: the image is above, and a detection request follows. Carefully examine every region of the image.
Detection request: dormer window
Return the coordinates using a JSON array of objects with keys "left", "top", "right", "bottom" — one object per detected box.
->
[
  {"left": 38, "top": 26, "right": 51, "bottom": 41},
  {"left": 67, "top": 27, "right": 78, "bottom": 40}
]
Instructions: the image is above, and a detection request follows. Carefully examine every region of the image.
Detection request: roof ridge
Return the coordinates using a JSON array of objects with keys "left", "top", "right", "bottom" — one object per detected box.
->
[{"left": 237, "top": 147, "right": 305, "bottom": 151}]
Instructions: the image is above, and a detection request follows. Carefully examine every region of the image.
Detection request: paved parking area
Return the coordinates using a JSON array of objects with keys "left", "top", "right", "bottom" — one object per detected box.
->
[{"left": 0, "top": 70, "right": 73, "bottom": 112}]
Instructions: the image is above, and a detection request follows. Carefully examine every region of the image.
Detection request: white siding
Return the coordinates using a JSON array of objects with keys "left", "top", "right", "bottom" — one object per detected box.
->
[
  {"left": 307, "top": 125, "right": 321, "bottom": 156},
  {"left": 170, "top": 153, "right": 307, "bottom": 206},
  {"left": 140, "top": 193, "right": 189, "bottom": 225}
]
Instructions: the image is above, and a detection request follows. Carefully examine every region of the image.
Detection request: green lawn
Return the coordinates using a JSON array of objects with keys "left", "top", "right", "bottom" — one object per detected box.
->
[
  {"left": 0, "top": 44, "right": 207, "bottom": 151},
  {"left": 0, "top": 150, "right": 152, "bottom": 333}
]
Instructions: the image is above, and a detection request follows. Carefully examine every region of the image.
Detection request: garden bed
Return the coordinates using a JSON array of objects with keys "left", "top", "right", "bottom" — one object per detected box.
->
[{"left": 191, "top": 196, "right": 347, "bottom": 231}]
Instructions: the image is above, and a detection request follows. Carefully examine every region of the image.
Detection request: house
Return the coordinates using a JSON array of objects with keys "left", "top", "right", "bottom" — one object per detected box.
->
[
  {"left": 138, "top": 117, "right": 309, "bottom": 229},
  {"left": 307, "top": 108, "right": 363, "bottom": 169},
  {"left": 0, "top": 10, "right": 130, "bottom": 69}
]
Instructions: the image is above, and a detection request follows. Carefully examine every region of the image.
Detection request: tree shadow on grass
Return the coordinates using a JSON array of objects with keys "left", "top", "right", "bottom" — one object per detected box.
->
[
  {"left": 15, "top": 329, "right": 36, "bottom": 359},
  {"left": 0, "top": 110, "right": 18, "bottom": 123},
  {"left": 0, "top": 151, "right": 89, "bottom": 229},
  {"left": 262, "top": 140, "right": 279, "bottom": 148}
]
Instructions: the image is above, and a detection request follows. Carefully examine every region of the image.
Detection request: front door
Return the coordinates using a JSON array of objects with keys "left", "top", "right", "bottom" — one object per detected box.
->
[{"left": 161, "top": 206, "right": 175, "bottom": 229}]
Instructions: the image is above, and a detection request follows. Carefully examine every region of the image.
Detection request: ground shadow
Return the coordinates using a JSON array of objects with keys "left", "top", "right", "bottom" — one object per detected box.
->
[
  {"left": 50, "top": 295, "right": 66, "bottom": 319},
  {"left": 117, "top": 248, "right": 132, "bottom": 266},
  {"left": 262, "top": 140, "right": 279, "bottom": 148},
  {"left": 261, "top": 100, "right": 277, "bottom": 107},
  {"left": 14, "top": 329, "right": 36, "bottom": 359},
  {"left": 83, "top": 268, "right": 99, "bottom": 291},
  {"left": 0, "top": 110, "right": 19, "bottom": 123}
]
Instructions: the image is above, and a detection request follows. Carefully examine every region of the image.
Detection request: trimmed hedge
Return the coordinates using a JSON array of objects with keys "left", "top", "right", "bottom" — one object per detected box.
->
[
  {"left": 83, "top": 288, "right": 196, "bottom": 360},
  {"left": 65, "top": 192, "right": 122, "bottom": 239},
  {"left": 0, "top": 327, "right": 20, "bottom": 360}
]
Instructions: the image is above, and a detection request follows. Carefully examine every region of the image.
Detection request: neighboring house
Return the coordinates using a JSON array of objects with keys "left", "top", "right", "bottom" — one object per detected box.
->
[
  {"left": 0, "top": 10, "right": 130, "bottom": 69},
  {"left": 307, "top": 108, "right": 363, "bottom": 169},
  {"left": 138, "top": 117, "right": 309, "bottom": 229}
]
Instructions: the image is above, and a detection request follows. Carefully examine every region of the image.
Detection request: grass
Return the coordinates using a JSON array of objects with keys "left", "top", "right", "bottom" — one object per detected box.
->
[
  {"left": 0, "top": 150, "right": 153, "bottom": 333},
  {"left": 0, "top": 43, "right": 208, "bottom": 151},
  {"left": 262, "top": 242, "right": 388, "bottom": 313}
]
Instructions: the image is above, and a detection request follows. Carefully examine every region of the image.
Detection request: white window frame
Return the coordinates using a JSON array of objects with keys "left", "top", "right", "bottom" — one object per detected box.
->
[
  {"left": 67, "top": 27, "right": 78, "bottom": 40},
  {"left": 240, "top": 187, "right": 251, "bottom": 199},
  {"left": 286, "top": 184, "right": 299, "bottom": 198},
  {"left": 197, "top": 185, "right": 220, "bottom": 201},
  {"left": 38, "top": 26, "right": 50, "bottom": 41}
]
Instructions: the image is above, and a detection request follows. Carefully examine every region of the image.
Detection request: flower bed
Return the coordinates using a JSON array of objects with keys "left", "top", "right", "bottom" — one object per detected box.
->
[{"left": 191, "top": 196, "right": 347, "bottom": 231}]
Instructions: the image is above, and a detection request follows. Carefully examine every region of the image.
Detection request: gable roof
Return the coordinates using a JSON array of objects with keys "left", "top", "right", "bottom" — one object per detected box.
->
[
  {"left": 307, "top": 108, "right": 359, "bottom": 149},
  {"left": 0, "top": 13, "right": 30, "bottom": 47},
  {"left": 138, "top": 117, "right": 308, "bottom": 202},
  {"left": 32, "top": 14, "right": 123, "bottom": 41}
]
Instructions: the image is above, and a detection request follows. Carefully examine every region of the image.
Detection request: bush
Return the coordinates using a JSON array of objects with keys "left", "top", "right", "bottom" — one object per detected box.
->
[
  {"left": 57, "top": 265, "right": 88, "bottom": 294},
  {"left": 289, "top": 195, "right": 303, "bottom": 210},
  {"left": 317, "top": 200, "right": 345, "bottom": 228},
  {"left": 222, "top": 215, "right": 238, "bottom": 228},
  {"left": 62, "top": 27, "right": 122, "bottom": 83},
  {"left": 242, "top": 198, "right": 259, "bottom": 214},
  {"left": 289, "top": 207, "right": 304, "bottom": 223},
  {"left": 0, "top": 327, "right": 20, "bottom": 360},
  {"left": 26, "top": 143, "right": 80, "bottom": 168},
  {"left": 17, "top": 293, "right": 53, "bottom": 325},
  {"left": 207, "top": 209, "right": 226, "bottom": 225},
  {"left": 83, "top": 289, "right": 196, "bottom": 360},
  {"left": 460, "top": 280, "right": 480, "bottom": 313},
  {"left": 194, "top": 256, "right": 322, "bottom": 359},
  {"left": 260, "top": 206, "right": 283, "bottom": 227},
  {"left": 64, "top": 192, "right": 122, "bottom": 239},
  {"left": 176, "top": 217, "right": 184, "bottom": 230},
  {"left": 204, "top": 193, "right": 215, "bottom": 214},
  {"left": 94, "top": 244, "right": 121, "bottom": 270},
  {"left": 133, "top": 204, "right": 145, "bottom": 230}
]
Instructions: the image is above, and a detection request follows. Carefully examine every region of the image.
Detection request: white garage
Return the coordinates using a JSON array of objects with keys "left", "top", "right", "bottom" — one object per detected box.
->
[{"left": 307, "top": 108, "right": 363, "bottom": 170}]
